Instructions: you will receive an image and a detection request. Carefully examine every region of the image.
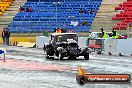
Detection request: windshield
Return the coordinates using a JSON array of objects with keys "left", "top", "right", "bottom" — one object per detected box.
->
[{"left": 52, "top": 34, "right": 78, "bottom": 42}]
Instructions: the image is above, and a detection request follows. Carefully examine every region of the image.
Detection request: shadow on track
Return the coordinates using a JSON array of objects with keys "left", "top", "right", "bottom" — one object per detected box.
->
[{"left": 45, "top": 58, "right": 89, "bottom": 61}]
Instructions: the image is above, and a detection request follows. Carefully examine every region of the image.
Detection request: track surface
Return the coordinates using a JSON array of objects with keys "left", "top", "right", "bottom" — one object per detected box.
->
[{"left": 0, "top": 45, "right": 132, "bottom": 88}]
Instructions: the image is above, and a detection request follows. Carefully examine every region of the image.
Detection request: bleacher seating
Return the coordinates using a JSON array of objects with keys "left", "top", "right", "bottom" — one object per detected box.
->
[
  {"left": 112, "top": 0, "right": 132, "bottom": 30},
  {"left": 0, "top": 0, "right": 14, "bottom": 15},
  {"left": 8, "top": 0, "right": 102, "bottom": 33}
]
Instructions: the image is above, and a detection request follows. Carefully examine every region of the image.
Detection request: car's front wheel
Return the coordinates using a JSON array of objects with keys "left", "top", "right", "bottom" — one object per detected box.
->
[
  {"left": 45, "top": 51, "right": 50, "bottom": 59},
  {"left": 84, "top": 53, "right": 89, "bottom": 60},
  {"left": 58, "top": 52, "right": 64, "bottom": 60},
  {"left": 45, "top": 51, "right": 54, "bottom": 59}
]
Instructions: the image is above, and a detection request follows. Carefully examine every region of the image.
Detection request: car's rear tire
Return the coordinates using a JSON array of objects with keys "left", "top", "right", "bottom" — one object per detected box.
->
[
  {"left": 45, "top": 51, "right": 54, "bottom": 59},
  {"left": 84, "top": 53, "right": 89, "bottom": 60}
]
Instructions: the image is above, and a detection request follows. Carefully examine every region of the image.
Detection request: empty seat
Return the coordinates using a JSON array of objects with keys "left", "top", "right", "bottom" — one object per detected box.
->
[
  {"left": 112, "top": 0, "right": 132, "bottom": 30},
  {"left": 8, "top": 0, "right": 102, "bottom": 33}
]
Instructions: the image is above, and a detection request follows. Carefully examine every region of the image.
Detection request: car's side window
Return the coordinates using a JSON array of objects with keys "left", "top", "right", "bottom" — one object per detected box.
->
[
  {"left": 51, "top": 35, "right": 53, "bottom": 40},
  {"left": 51, "top": 35, "right": 56, "bottom": 42}
]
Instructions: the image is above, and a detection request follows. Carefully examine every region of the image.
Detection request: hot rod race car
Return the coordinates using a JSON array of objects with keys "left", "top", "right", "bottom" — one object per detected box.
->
[{"left": 43, "top": 33, "right": 90, "bottom": 60}]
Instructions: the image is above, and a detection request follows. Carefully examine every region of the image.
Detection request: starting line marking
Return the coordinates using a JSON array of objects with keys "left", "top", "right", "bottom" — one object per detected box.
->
[{"left": 0, "top": 59, "right": 75, "bottom": 71}]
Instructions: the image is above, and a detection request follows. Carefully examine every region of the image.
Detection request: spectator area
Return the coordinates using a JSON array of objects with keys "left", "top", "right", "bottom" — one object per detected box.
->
[
  {"left": 0, "top": 0, "right": 14, "bottom": 16},
  {"left": 90, "top": 0, "right": 126, "bottom": 32},
  {"left": 112, "top": 0, "right": 132, "bottom": 30},
  {"left": 8, "top": 0, "right": 102, "bottom": 33}
]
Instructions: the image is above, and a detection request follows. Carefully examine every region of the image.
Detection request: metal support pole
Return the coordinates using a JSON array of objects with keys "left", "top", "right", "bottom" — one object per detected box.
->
[
  {"left": 128, "top": 24, "right": 129, "bottom": 38},
  {"left": 3, "top": 53, "right": 5, "bottom": 62},
  {"left": 127, "top": 23, "right": 130, "bottom": 38}
]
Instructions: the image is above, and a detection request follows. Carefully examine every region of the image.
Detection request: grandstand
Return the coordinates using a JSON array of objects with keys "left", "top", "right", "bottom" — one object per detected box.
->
[
  {"left": 91, "top": 0, "right": 132, "bottom": 37},
  {"left": 8, "top": 0, "right": 102, "bottom": 33},
  {"left": 0, "top": 0, "right": 15, "bottom": 29},
  {"left": 112, "top": 0, "right": 132, "bottom": 37},
  {"left": 0, "top": 0, "right": 132, "bottom": 44}
]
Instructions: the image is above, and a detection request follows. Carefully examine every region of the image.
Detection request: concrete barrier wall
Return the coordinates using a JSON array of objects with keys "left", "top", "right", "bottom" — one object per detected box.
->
[
  {"left": 36, "top": 36, "right": 132, "bottom": 57},
  {"left": 78, "top": 37, "right": 88, "bottom": 48},
  {"left": 104, "top": 38, "right": 132, "bottom": 56},
  {"left": 36, "top": 36, "right": 50, "bottom": 49},
  {"left": 116, "top": 39, "right": 132, "bottom": 56},
  {"left": 36, "top": 36, "right": 87, "bottom": 49}
]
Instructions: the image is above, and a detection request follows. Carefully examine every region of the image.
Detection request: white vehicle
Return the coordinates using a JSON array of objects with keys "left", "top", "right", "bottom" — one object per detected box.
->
[{"left": 89, "top": 32, "right": 112, "bottom": 38}]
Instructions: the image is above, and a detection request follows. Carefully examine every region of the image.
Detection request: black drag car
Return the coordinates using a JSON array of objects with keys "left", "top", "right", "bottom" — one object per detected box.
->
[{"left": 43, "top": 33, "right": 90, "bottom": 60}]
